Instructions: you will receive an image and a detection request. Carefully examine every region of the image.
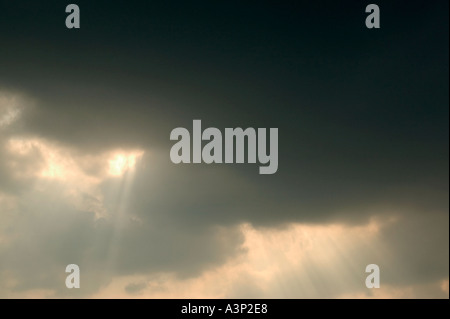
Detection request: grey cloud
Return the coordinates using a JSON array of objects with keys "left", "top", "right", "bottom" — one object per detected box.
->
[
  {"left": 0, "top": 155, "right": 247, "bottom": 297},
  {"left": 124, "top": 281, "right": 148, "bottom": 295},
  {"left": 0, "top": 0, "right": 448, "bottom": 298},
  {"left": 219, "top": 212, "right": 448, "bottom": 298}
]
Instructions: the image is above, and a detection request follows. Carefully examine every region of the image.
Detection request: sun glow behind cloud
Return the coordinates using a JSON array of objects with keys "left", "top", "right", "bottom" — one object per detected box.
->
[
  {"left": 5, "top": 136, "right": 144, "bottom": 219},
  {"left": 108, "top": 151, "right": 144, "bottom": 176},
  {"left": 0, "top": 90, "right": 448, "bottom": 299},
  {"left": 92, "top": 219, "right": 411, "bottom": 299},
  {"left": 7, "top": 138, "right": 144, "bottom": 180}
]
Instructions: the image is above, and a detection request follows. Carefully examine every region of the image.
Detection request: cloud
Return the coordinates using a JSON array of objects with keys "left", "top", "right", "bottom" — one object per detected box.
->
[
  {"left": 0, "top": 89, "right": 448, "bottom": 298},
  {"left": 93, "top": 220, "right": 449, "bottom": 299},
  {"left": 124, "top": 281, "right": 148, "bottom": 295},
  {"left": 0, "top": 174, "right": 247, "bottom": 297},
  {"left": 0, "top": 1, "right": 448, "bottom": 298},
  {"left": 0, "top": 93, "right": 249, "bottom": 296}
]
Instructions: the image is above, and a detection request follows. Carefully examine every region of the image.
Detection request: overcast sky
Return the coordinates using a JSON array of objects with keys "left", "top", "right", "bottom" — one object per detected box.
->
[{"left": 0, "top": 0, "right": 448, "bottom": 298}]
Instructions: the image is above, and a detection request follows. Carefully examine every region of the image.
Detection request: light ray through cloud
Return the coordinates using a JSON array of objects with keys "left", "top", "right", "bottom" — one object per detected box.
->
[
  {"left": 0, "top": 1, "right": 448, "bottom": 299},
  {"left": 104, "top": 150, "right": 144, "bottom": 275}
]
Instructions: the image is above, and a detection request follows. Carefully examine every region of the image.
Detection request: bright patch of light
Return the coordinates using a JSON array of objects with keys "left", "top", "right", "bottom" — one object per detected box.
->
[
  {"left": 108, "top": 151, "right": 144, "bottom": 176},
  {"left": 92, "top": 219, "right": 394, "bottom": 299},
  {"left": 5, "top": 137, "right": 145, "bottom": 217}
]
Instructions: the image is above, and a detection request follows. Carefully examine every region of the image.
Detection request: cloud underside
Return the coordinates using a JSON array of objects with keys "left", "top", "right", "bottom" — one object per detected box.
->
[{"left": 0, "top": 89, "right": 448, "bottom": 298}]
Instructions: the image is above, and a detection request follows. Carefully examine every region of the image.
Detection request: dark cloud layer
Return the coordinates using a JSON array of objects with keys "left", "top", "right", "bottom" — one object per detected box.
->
[{"left": 0, "top": 0, "right": 448, "bottom": 297}]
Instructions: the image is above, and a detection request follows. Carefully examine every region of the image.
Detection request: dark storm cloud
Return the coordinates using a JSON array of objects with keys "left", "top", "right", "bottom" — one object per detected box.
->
[
  {"left": 378, "top": 210, "right": 449, "bottom": 286},
  {"left": 0, "top": 0, "right": 448, "bottom": 297},
  {"left": 1, "top": 0, "right": 447, "bottom": 183}
]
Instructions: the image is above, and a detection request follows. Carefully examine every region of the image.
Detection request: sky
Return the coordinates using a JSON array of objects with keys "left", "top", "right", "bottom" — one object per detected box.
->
[{"left": 0, "top": 0, "right": 448, "bottom": 298}]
